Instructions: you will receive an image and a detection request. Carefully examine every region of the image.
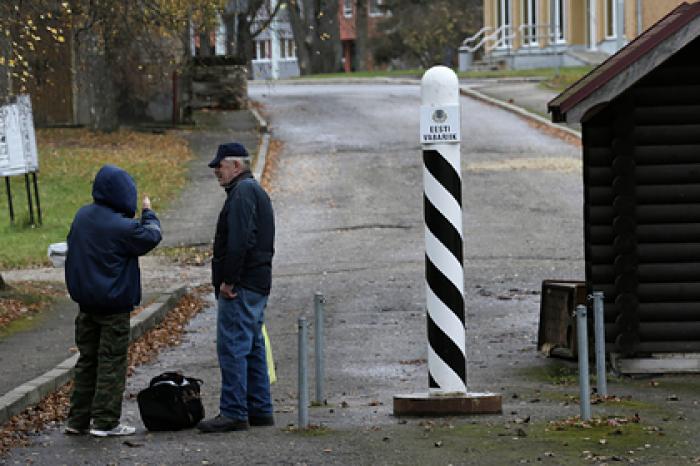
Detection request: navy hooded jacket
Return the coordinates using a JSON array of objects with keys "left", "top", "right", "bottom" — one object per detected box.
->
[{"left": 65, "top": 165, "right": 162, "bottom": 314}]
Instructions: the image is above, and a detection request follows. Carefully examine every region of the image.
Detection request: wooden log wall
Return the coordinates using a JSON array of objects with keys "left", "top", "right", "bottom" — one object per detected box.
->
[{"left": 582, "top": 36, "right": 700, "bottom": 355}]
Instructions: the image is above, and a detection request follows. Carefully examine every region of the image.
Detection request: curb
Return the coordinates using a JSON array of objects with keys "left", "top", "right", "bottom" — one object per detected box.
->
[
  {"left": 249, "top": 103, "right": 271, "bottom": 181},
  {"left": 254, "top": 133, "right": 271, "bottom": 181},
  {"left": 0, "top": 286, "right": 188, "bottom": 425},
  {"left": 458, "top": 85, "right": 582, "bottom": 145},
  {"left": 249, "top": 106, "right": 268, "bottom": 133}
]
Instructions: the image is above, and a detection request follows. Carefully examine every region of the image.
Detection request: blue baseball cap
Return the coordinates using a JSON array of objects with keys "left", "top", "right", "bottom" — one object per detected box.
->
[{"left": 208, "top": 142, "right": 250, "bottom": 168}]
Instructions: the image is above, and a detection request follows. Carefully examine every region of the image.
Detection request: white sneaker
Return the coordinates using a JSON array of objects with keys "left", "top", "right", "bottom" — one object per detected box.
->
[{"left": 89, "top": 424, "right": 136, "bottom": 437}]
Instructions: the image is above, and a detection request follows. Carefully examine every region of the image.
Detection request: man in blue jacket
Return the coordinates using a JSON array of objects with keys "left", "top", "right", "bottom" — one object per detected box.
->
[
  {"left": 198, "top": 142, "right": 275, "bottom": 433},
  {"left": 64, "top": 164, "right": 162, "bottom": 437}
]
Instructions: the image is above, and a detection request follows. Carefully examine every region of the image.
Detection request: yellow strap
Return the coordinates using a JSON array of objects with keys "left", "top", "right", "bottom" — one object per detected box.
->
[{"left": 262, "top": 324, "right": 276, "bottom": 384}]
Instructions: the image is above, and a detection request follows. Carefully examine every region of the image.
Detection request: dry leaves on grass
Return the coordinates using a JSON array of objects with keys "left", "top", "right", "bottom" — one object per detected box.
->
[
  {"left": 39, "top": 128, "right": 192, "bottom": 212},
  {"left": 0, "top": 385, "right": 71, "bottom": 455},
  {"left": 0, "top": 282, "right": 65, "bottom": 331},
  {"left": 127, "top": 289, "right": 208, "bottom": 374},
  {"left": 591, "top": 394, "right": 633, "bottom": 404},
  {"left": 261, "top": 139, "right": 282, "bottom": 193},
  {"left": 525, "top": 119, "right": 582, "bottom": 148},
  {"left": 547, "top": 414, "right": 641, "bottom": 431},
  {"left": 157, "top": 246, "right": 212, "bottom": 266},
  {"left": 0, "top": 287, "right": 209, "bottom": 456}
]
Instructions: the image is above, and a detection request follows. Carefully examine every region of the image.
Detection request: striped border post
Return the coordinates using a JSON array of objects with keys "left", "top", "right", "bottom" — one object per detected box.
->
[
  {"left": 393, "top": 66, "right": 502, "bottom": 416},
  {"left": 420, "top": 66, "right": 466, "bottom": 394}
]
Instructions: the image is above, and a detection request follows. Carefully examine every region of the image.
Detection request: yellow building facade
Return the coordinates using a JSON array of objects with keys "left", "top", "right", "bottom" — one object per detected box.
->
[{"left": 468, "top": 0, "right": 694, "bottom": 69}]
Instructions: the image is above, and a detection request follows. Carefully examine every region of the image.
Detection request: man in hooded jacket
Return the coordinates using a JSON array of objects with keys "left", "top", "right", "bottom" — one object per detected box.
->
[{"left": 64, "top": 164, "right": 162, "bottom": 437}]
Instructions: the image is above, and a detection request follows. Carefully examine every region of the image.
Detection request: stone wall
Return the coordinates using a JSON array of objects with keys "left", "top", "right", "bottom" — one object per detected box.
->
[{"left": 189, "top": 58, "right": 248, "bottom": 111}]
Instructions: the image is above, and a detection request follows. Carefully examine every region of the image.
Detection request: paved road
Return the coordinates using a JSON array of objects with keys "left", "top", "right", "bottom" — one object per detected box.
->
[{"left": 5, "top": 83, "right": 593, "bottom": 464}]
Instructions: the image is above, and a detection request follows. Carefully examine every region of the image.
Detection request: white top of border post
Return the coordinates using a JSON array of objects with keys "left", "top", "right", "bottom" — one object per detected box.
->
[
  {"left": 420, "top": 66, "right": 460, "bottom": 145},
  {"left": 421, "top": 66, "right": 459, "bottom": 107}
]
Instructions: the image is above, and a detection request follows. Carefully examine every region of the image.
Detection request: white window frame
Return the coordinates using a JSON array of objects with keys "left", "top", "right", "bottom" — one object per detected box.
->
[
  {"left": 215, "top": 13, "right": 226, "bottom": 56},
  {"left": 552, "top": 0, "right": 567, "bottom": 44},
  {"left": 255, "top": 40, "right": 272, "bottom": 61},
  {"left": 605, "top": 0, "right": 616, "bottom": 39},
  {"left": 369, "top": 0, "right": 385, "bottom": 17},
  {"left": 343, "top": 0, "right": 353, "bottom": 17},
  {"left": 279, "top": 37, "right": 286, "bottom": 58},
  {"left": 279, "top": 38, "right": 297, "bottom": 60},
  {"left": 495, "top": 0, "right": 512, "bottom": 49},
  {"left": 521, "top": 0, "right": 539, "bottom": 47}
]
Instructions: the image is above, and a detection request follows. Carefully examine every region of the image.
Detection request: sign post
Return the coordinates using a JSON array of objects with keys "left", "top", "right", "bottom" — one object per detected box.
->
[
  {"left": 1, "top": 95, "right": 41, "bottom": 226},
  {"left": 393, "top": 66, "right": 501, "bottom": 416}
]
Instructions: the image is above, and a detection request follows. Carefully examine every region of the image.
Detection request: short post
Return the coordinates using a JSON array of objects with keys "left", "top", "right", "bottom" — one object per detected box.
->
[
  {"left": 5, "top": 177, "right": 14, "bottom": 223},
  {"left": 313, "top": 292, "right": 325, "bottom": 405},
  {"left": 592, "top": 292, "right": 607, "bottom": 397},
  {"left": 24, "top": 173, "right": 34, "bottom": 226},
  {"left": 31, "top": 172, "right": 41, "bottom": 226},
  {"left": 298, "top": 317, "right": 309, "bottom": 429},
  {"left": 576, "top": 304, "right": 592, "bottom": 420}
]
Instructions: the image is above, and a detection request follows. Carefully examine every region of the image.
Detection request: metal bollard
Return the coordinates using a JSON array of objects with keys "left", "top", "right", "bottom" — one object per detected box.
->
[
  {"left": 592, "top": 292, "right": 607, "bottom": 397},
  {"left": 575, "top": 305, "right": 591, "bottom": 420},
  {"left": 314, "top": 292, "right": 325, "bottom": 405},
  {"left": 298, "top": 317, "right": 309, "bottom": 429}
]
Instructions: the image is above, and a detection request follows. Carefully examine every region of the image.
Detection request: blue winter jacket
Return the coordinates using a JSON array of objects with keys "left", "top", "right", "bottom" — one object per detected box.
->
[{"left": 65, "top": 165, "right": 162, "bottom": 314}]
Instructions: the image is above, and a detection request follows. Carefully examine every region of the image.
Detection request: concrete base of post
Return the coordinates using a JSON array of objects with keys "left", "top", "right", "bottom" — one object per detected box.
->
[{"left": 393, "top": 392, "right": 502, "bottom": 416}]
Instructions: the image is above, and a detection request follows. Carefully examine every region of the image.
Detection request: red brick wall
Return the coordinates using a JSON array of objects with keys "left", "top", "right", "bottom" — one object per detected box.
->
[
  {"left": 339, "top": 1, "right": 385, "bottom": 40},
  {"left": 339, "top": 0, "right": 356, "bottom": 40}
]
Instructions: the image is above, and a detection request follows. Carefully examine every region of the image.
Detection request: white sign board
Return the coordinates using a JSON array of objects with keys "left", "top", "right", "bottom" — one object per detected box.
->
[
  {"left": 0, "top": 95, "right": 39, "bottom": 177},
  {"left": 420, "top": 104, "right": 461, "bottom": 144}
]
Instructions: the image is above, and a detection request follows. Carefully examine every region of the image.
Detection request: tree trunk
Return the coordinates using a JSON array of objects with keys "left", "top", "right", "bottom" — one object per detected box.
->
[
  {"left": 285, "top": 0, "right": 340, "bottom": 75},
  {"left": 354, "top": 0, "right": 368, "bottom": 71},
  {"left": 78, "top": 27, "right": 119, "bottom": 132},
  {"left": 318, "top": 0, "right": 342, "bottom": 73},
  {"left": 89, "top": 56, "right": 119, "bottom": 132},
  {"left": 236, "top": 13, "right": 255, "bottom": 68},
  {"left": 285, "top": 0, "right": 312, "bottom": 75}
]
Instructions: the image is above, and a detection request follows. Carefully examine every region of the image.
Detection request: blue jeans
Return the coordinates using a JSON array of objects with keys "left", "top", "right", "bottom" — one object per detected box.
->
[{"left": 217, "top": 287, "right": 273, "bottom": 421}]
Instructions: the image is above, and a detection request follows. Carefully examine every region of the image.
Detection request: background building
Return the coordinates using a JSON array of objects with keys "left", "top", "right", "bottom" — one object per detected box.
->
[
  {"left": 339, "top": 0, "right": 387, "bottom": 72},
  {"left": 463, "top": 0, "right": 694, "bottom": 70}
]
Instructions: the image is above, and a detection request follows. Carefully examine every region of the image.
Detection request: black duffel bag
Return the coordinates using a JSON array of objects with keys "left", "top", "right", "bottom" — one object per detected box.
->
[{"left": 137, "top": 372, "right": 205, "bottom": 431}]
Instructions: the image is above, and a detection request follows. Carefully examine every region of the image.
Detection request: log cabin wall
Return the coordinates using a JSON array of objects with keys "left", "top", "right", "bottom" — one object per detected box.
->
[{"left": 583, "top": 35, "right": 700, "bottom": 356}]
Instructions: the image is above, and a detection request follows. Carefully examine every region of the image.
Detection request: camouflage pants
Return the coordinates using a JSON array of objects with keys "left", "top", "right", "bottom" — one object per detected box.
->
[{"left": 67, "top": 312, "right": 130, "bottom": 431}]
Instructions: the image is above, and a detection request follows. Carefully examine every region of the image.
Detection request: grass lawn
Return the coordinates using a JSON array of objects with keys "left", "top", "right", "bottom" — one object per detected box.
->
[
  {"left": 0, "top": 128, "right": 192, "bottom": 268},
  {"left": 301, "top": 66, "right": 593, "bottom": 92}
]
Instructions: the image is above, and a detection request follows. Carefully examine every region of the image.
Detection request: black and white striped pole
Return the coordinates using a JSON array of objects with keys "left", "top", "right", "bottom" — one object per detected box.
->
[
  {"left": 394, "top": 66, "right": 502, "bottom": 416},
  {"left": 421, "top": 67, "right": 466, "bottom": 393}
]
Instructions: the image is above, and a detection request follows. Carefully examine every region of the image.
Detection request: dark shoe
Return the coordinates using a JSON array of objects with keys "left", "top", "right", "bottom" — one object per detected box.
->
[
  {"left": 197, "top": 414, "right": 248, "bottom": 433},
  {"left": 249, "top": 414, "right": 274, "bottom": 427}
]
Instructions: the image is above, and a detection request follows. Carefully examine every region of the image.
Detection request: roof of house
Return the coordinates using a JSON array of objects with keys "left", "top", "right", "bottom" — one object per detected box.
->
[{"left": 548, "top": 1, "right": 700, "bottom": 123}]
